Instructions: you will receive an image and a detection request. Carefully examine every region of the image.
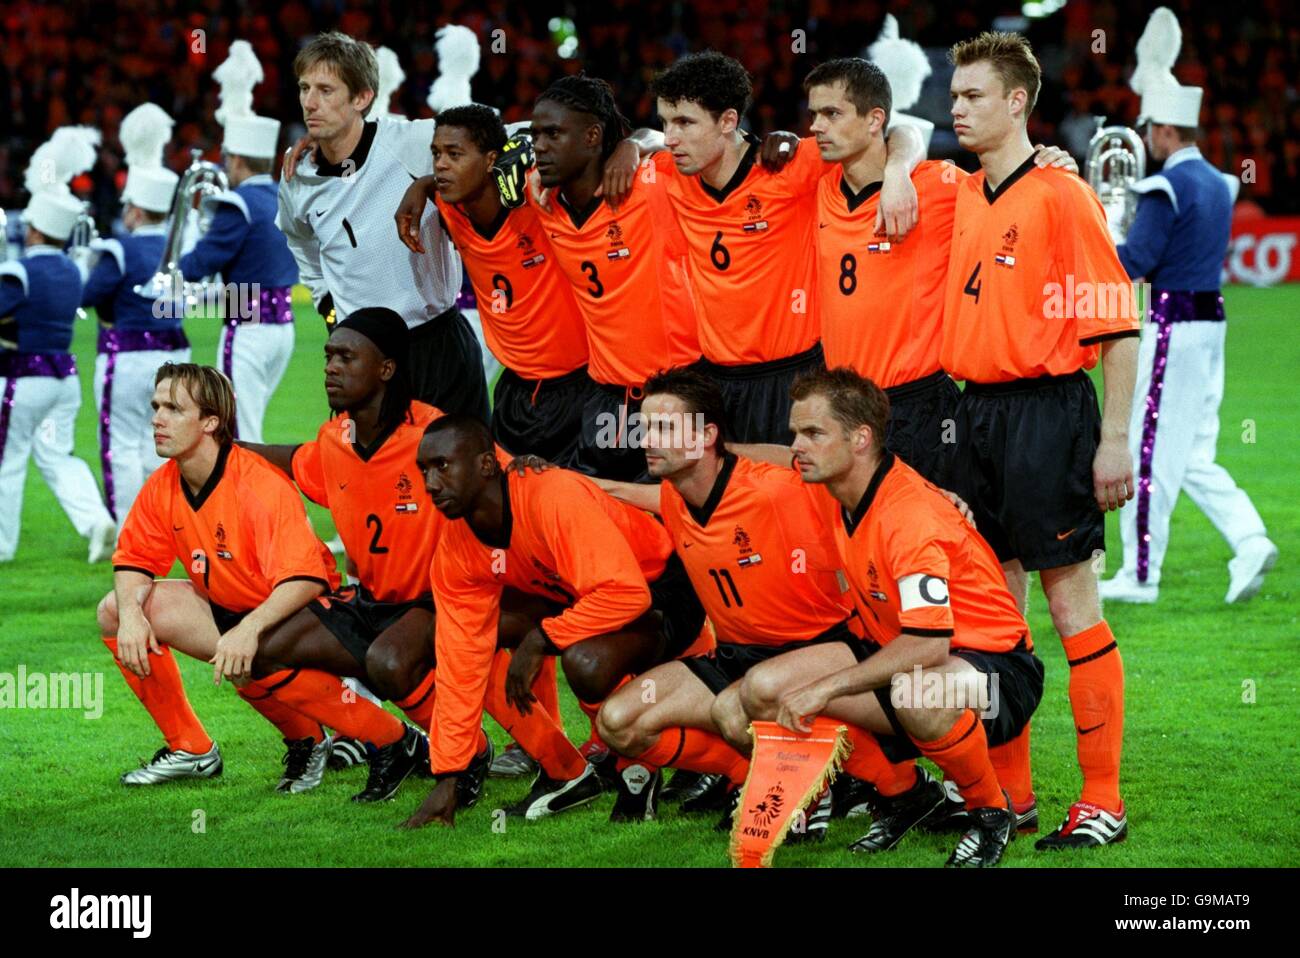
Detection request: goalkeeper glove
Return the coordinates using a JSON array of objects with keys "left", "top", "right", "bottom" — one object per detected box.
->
[{"left": 493, "top": 134, "right": 535, "bottom": 209}]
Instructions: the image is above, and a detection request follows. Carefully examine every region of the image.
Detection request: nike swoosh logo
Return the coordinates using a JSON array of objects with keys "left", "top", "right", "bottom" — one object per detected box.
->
[
  {"left": 1077, "top": 723, "right": 1105, "bottom": 735},
  {"left": 339, "top": 482, "right": 349, "bottom": 490},
  {"left": 193, "top": 759, "right": 217, "bottom": 773},
  {"left": 1056, "top": 528, "right": 1077, "bottom": 540},
  {"left": 315, "top": 209, "right": 327, "bottom": 216},
  {"left": 683, "top": 542, "right": 693, "bottom": 548},
  {"left": 818, "top": 223, "right": 828, "bottom": 229},
  {"left": 172, "top": 525, "right": 184, "bottom": 532}
]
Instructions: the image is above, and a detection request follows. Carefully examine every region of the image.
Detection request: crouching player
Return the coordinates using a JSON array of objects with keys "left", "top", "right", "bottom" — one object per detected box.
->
[
  {"left": 240, "top": 308, "right": 577, "bottom": 806},
  {"left": 751, "top": 369, "right": 1043, "bottom": 867},
  {"left": 99, "top": 364, "right": 419, "bottom": 800},
  {"left": 402, "top": 415, "right": 707, "bottom": 828},
  {"left": 594, "top": 368, "right": 882, "bottom": 836}
]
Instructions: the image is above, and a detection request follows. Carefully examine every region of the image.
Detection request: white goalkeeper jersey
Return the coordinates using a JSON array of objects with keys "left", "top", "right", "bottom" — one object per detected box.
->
[{"left": 277, "top": 116, "right": 460, "bottom": 330}]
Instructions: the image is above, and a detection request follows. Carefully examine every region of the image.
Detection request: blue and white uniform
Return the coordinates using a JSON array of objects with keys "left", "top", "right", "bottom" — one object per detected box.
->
[
  {"left": 180, "top": 173, "right": 298, "bottom": 443},
  {"left": 82, "top": 223, "right": 191, "bottom": 521},
  {"left": 1110, "top": 146, "right": 1270, "bottom": 592},
  {"left": 0, "top": 246, "right": 114, "bottom": 560}
]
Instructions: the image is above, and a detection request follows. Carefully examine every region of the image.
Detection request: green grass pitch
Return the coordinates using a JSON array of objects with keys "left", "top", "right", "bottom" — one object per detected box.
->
[{"left": 1, "top": 285, "right": 1296, "bottom": 867}]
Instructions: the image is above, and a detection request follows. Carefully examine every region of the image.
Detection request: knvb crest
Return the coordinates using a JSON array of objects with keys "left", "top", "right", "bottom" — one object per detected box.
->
[
  {"left": 733, "top": 525, "right": 752, "bottom": 554},
  {"left": 606, "top": 221, "right": 624, "bottom": 245},
  {"left": 749, "top": 783, "right": 785, "bottom": 827},
  {"left": 744, "top": 195, "right": 762, "bottom": 219},
  {"left": 214, "top": 521, "right": 232, "bottom": 560},
  {"left": 1002, "top": 223, "right": 1019, "bottom": 251}
]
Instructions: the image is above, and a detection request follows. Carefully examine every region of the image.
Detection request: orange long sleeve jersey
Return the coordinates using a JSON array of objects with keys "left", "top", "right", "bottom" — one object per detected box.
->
[
  {"left": 428, "top": 469, "right": 673, "bottom": 774},
  {"left": 113, "top": 443, "right": 339, "bottom": 613}
]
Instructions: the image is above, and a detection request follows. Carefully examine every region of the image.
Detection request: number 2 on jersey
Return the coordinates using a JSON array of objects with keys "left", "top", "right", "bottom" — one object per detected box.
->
[{"left": 365, "top": 514, "right": 389, "bottom": 554}]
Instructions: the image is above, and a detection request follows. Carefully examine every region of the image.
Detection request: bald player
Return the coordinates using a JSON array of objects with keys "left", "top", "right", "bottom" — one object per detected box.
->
[
  {"left": 98, "top": 363, "right": 422, "bottom": 801},
  {"left": 401, "top": 415, "right": 707, "bottom": 829},
  {"left": 241, "top": 307, "right": 586, "bottom": 808},
  {"left": 944, "top": 33, "right": 1137, "bottom": 849}
]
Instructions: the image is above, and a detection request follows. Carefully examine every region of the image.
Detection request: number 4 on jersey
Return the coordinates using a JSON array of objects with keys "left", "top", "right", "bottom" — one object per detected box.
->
[{"left": 963, "top": 261, "right": 982, "bottom": 304}]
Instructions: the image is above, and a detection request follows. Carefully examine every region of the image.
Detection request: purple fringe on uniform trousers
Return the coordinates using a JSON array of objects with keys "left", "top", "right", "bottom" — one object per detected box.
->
[{"left": 1135, "top": 290, "right": 1224, "bottom": 583}]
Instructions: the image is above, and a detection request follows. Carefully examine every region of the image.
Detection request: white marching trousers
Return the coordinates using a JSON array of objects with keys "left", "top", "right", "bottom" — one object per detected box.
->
[
  {"left": 219, "top": 323, "right": 295, "bottom": 444},
  {"left": 1117, "top": 320, "right": 1267, "bottom": 584},
  {"left": 461, "top": 308, "right": 503, "bottom": 387},
  {"left": 95, "top": 347, "right": 191, "bottom": 522},
  {"left": 0, "top": 374, "right": 113, "bottom": 560}
]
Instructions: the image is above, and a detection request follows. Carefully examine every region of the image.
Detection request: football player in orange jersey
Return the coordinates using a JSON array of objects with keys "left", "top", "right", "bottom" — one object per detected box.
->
[
  {"left": 401, "top": 415, "right": 707, "bottom": 829},
  {"left": 803, "top": 57, "right": 1080, "bottom": 487},
  {"left": 527, "top": 75, "right": 703, "bottom": 483},
  {"left": 758, "top": 368, "right": 1045, "bottom": 866},
  {"left": 240, "top": 307, "right": 588, "bottom": 811},
  {"left": 98, "top": 363, "right": 424, "bottom": 801},
  {"left": 944, "top": 33, "right": 1137, "bottom": 849},
  {"left": 395, "top": 106, "right": 613, "bottom": 466},
  {"left": 593, "top": 368, "right": 879, "bottom": 838},
  {"left": 626, "top": 51, "right": 925, "bottom": 444}
]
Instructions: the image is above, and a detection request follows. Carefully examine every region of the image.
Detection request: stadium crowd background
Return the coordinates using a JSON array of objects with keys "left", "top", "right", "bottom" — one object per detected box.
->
[{"left": 1, "top": 0, "right": 1297, "bottom": 229}]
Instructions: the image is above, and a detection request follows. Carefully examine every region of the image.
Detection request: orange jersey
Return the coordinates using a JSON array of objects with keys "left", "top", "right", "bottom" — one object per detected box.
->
[
  {"left": 531, "top": 175, "right": 701, "bottom": 386},
  {"left": 942, "top": 159, "right": 1139, "bottom": 384},
  {"left": 290, "top": 401, "right": 446, "bottom": 603},
  {"left": 818, "top": 161, "right": 964, "bottom": 388},
  {"left": 825, "top": 453, "right": 1029, "bottom": 653},
  {"left": 653, "top": 136, "right": 824, "bottom": 365},
  {"left": 659, "top": 455, "right": 851, "bottom": 646},
  {"left": 436, "top": 195, "right": 589, "bottom": 379},
  {"left": 113, "top": 444, "right": 338, "bottom": 614},
  {"left": 429, "top": 469, "right": 673, "bottom": 773}
]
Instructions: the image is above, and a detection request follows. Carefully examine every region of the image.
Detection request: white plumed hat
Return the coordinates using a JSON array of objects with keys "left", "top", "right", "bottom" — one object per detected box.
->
[
  {"left": 120, "top": 103, "right": 179, "bottom": 213},
  {"left": 868, "top": 14, "right": 934, "bottom": 151},
  {"left": 23, "top": 125, "right": 101, "bottom": 240},
  {"left": 215, "top": 39, "right": 281, "bottom": 159},
  {"left": 427, "top": 25, "right": 480, "bottom": 113},
  {"left": 1132, "top": 7, "right": 1202, "bottom": 127},
  {"left": 374, "top": 46, "right": 406, "bottom": 114}
]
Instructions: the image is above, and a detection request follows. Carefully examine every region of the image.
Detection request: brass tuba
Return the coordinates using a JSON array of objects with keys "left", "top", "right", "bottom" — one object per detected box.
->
[
  {"left": 134, "top": 147, "right": 228, "bottom": 303},
  {"left": 67, "top": 202, "right": 100, "bottom": 321},
  {"left": 1086, "top": 117, "right": 1146, "bottom": 244}
]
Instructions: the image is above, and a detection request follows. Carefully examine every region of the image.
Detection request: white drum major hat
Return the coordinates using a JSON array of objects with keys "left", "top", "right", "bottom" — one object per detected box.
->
[
  {"left": 1131, "top": 7, "right": 1203, "bottom": 127},
  {"left": 120, "top": 103, "right": 178, "bottom": 213},
  {"left": 214, "top": 40, "right": 281, "bottom": 159},
  {"left": 22, "top": 125, "right": 100, "bottom": 241},
  {"left": 869, "top": 14, "right": 935, "bottom": 151}
]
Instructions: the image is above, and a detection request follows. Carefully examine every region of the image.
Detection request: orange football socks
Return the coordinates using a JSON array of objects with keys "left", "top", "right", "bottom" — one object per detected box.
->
[
  {"left": 842, "top": 725, "right": 917, "bottom": 798},
  {"left": 910, "top": 709, "right": 1003, "bottom": 810},
  {"left": 1063, "top": 620, "right": 1124, "bottom": 811},
  {"left": 103, "top": 636, "right": 213, "bottom": 755}
]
